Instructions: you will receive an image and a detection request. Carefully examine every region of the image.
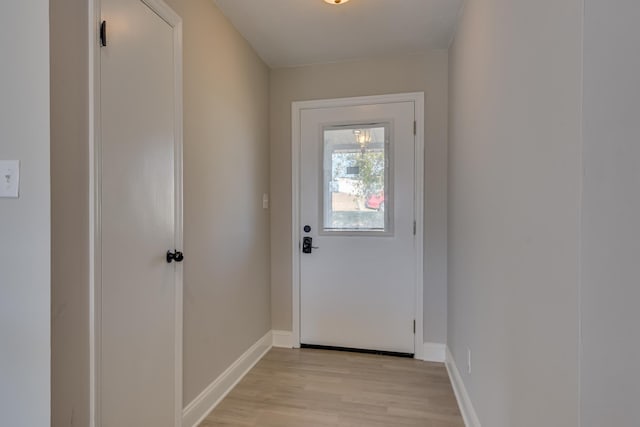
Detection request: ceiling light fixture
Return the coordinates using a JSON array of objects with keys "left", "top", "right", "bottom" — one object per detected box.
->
[
  {"left": 324, "top": 0, "right": 350, "bottom": 5},
  {"left": 353, "top": 129, "right": 372, "bottom": 153}
]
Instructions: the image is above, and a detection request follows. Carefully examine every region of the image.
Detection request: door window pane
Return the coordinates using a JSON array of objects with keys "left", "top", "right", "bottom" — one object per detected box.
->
[{"left": 322, "top": 125, "right": 390, "bottom": 233}]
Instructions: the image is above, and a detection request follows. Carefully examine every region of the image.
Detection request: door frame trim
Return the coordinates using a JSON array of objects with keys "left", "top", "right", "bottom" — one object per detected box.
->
[
  {"left": 89, "top": 1, "right": 184, "bottom": 425},
  {"left": 291, "top": 92, "right": 425, "bottom": 360}
]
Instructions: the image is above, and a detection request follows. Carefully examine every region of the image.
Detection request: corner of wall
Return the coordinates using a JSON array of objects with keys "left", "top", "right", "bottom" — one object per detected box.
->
[
  {"left": 182, "top": 331, "right": 273, "bottom": 427},
  {"left": 445, "top": 347, "right": 481, "bottom": 427}
]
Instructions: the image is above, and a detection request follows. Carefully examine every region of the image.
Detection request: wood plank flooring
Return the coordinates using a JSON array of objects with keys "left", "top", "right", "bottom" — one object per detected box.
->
[{"left": 199, "top": 348, "right": 465, "bottom": 427}]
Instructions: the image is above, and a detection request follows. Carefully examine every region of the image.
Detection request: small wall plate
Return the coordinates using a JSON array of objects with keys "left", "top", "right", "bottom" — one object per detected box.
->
[{"left": 0, "top": 160, "right": 20, "bottom": 198}]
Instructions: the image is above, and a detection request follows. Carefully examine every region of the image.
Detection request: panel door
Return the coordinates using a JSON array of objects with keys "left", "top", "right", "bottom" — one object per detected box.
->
[
  {"left": 100, "top": 0, "right": 181, "bottom": 425},
  {"left": 300, "top": 101, "right": 416, "bottom": 354}
]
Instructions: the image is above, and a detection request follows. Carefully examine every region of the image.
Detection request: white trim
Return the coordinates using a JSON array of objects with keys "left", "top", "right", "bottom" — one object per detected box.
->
[
  {"left": 445, "top": 347, "right": 482, "bottom": 427},
  {"left": 272, "top": 330, "right": 294, "bottom": 348},
  {"left": 291, "top": 92, "right": 425, "bottom": 359},
  {"left": 182, "top": 331, "right": 273, "bottom": 427},
  {"left": 291, "top": 106, "right": 301, "bottom": 348},
  {"left": 90, "top": 1, "right": 183, "bottom": 426},
  {"left": 421, "top": 342, "right": 446, "bottom": 363},
  {"left": 141, "top": 0, "right": 181, "bottom": 25},
  {"left": 88, "top": 2, "right": 101, "bottom": 425},
  {"left": 169, "top": 9, "right": 184, "bottom": 427},
  {"left": 413, "top": 93, "right": 425, "bottom": 361}
]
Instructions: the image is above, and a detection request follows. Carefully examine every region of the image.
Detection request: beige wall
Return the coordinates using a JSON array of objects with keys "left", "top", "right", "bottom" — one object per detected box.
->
[
  {"left": 163, "top": 0, "right": 272, "bottom": 406},
  {"left": 0, "top": 1, "right": 51, "bottom": 426},
  {"left": 50, "top": 0, "right": 90, "bottom": 426},
  {"left": 448, "top": 0, "right": 582, "bottom": 426},
  {"left": 581, "top": 1, "right": 640, "bottom": 425},
  {"left": 270, "top": 52, "right": 449, "bottom": 344}
]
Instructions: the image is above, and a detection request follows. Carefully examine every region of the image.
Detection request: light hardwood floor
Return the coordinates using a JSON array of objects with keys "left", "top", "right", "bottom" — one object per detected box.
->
[{"left": 200, "top": 348, "right": 465, "bottom": 427}]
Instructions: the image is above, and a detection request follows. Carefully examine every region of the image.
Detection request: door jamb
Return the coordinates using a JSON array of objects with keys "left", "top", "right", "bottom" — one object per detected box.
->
[
  {"left": 291, "top": 92, "right": 425, "bottom": 360},
  {"left": 89, "top": 1, "right": 184, "bottom": 426}
]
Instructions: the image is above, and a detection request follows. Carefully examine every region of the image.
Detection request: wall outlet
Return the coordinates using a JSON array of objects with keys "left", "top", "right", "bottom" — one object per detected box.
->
[
  {"left": 0, "top": 160, "right": 20, "bottom": 198},
  {"left": 467, "top": 347, "right": 472, "bottom": 375},
  {"left": 262, "top": 193, "right": 269, "bottom": 209}
]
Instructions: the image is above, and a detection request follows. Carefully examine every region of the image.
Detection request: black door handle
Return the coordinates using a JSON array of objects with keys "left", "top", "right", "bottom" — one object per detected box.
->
[
  {"left": 302, "top": 237, "right": 319, "bottom": 254},
  {"left": 166, "top": 250, "right": 184, "bottom": 263}
]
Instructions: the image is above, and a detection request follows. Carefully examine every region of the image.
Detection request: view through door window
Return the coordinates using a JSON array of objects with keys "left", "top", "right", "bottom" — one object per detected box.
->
[{"left": 322, "top": 124, "right": 391, "bottom": 233}]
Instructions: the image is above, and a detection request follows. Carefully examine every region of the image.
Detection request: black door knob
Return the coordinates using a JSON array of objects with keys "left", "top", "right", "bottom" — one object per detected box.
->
[{"left": 166, "top": 250, "right": 184, "bottom": 263}]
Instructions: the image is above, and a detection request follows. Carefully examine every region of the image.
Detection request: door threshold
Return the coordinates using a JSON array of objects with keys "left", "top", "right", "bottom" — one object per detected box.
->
[{"left": 300, "top": 343, "right": 414, "bottom": 358}]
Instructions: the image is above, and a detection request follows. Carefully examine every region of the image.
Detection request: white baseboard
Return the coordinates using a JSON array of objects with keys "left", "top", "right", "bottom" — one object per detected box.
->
[
  {"left": 445, "top": 347, "right": 482, "bottom": 427},
  {"left": 272, "top": 330, "right": 293, "bottom": 348},
  {"left": 422, "top": 342, "right": 446, "bottom": 363},
  {"left": 182, "top": 331, "right": 273, "bottom": 427}
]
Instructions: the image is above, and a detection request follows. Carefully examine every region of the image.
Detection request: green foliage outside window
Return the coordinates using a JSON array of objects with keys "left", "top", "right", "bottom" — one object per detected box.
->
[{"left": 354, "top": 150, "right": 384, "bottom": 199}]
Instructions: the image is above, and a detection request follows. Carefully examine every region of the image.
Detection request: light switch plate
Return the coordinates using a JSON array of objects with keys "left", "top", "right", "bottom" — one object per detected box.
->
[{"left": 0, "top": 160, "right": 20, "bottom": 198}]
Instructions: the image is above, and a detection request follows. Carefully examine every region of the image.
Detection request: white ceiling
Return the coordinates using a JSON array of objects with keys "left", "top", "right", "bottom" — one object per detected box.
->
[{"left": 212, "top": 0, "right": 464, "bottom": 68}]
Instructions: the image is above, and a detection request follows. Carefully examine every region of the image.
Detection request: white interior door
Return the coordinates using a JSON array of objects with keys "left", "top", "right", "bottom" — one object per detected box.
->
[
  {"left": 300, "top": 101, "right": 417, "bottom": 355},
  {"left": 99, "top": 0, "right": 182, "bottom": 425}
]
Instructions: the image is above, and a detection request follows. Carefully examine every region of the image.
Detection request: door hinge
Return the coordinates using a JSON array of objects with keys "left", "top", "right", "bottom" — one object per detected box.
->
[
  {"left": 100, "top": 20, "right": 107, "bottom": 47},
  {"left": 413, "top": 220, "right": 417, "bottom": 235},
  {"left": 413, "top": 120, "right": 417, "bottom": 136},
  {"left": 413, "top": 319, "right": 416, "bottom": 334}
]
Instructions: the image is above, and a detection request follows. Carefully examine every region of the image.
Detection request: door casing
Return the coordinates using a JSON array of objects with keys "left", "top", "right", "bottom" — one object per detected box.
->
[
  {"left": 88, "top": 0, "right": 184, "bottom": 425},
  {"left": 291, "top": 92, "right": 425, "bottom": 360}
]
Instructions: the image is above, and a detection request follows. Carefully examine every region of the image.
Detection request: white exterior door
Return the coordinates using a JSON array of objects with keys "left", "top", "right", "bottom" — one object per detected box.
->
[
  {"left": 300, "top": 101, "right": 417, "bottom": 355},
  {"left": 99, "top": 0, "right": 182, "bottom": 425}
]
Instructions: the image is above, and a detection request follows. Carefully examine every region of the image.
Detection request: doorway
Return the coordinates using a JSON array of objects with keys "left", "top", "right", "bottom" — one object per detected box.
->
[
  {"left": 91, "top": 0, "right": 183, "bottom": 425},
  {"left": 292, "top": 93, "right": 425, "bottom": 358}
]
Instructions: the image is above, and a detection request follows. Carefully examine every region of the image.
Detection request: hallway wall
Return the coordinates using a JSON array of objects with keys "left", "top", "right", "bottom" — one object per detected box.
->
[
  {"left": 269, "top": 52, "right": 450, "bottom": 345},
  {"left": 0, "top": 2, "right": 51, "bottom": 426},
  {"left": 448, "top": 0, "right": 582, "bottom": 426},
  {"left": 50, "top": 0, "right": 90, "bottom": 425},
  {"left": 581, "top": 1, "right": 640, "bottom": 425}
]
